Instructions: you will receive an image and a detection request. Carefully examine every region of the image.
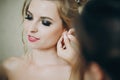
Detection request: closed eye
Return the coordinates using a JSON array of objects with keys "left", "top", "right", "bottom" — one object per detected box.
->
[
  {"left": 25, "top": 10, "right": 33, "bottom": 20},
  {"left": 25, "top": 14, "right": 33, "bottom": 20},
  {"left": 42, "top": 19, "right": 52, "bottom": 26}
]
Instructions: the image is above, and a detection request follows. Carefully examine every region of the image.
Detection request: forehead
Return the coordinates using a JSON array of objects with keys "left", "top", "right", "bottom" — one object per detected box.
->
[{"left": 28, "top": 0, "right": 60, "bottom": 19}]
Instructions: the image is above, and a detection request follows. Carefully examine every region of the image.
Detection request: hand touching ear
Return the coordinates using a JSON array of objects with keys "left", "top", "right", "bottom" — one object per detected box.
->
[{"left": 57, "top": 28, "right": 80, "bottom": 67}]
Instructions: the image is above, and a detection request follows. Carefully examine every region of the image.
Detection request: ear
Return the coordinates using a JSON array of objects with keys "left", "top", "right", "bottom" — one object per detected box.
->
[
  {"left": 63, "top": 27, "right": 67, "bottom": 31},
  {"left": 84, "top": 62, "right": 104, "bottom": 80}
]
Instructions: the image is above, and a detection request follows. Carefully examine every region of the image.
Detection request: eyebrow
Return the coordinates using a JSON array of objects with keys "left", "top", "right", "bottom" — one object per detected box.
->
[
  {"left": 26, "top": 10, "right": 32, "bottom": 16},
  {"left": 40, "top": 16, "right": 54, "bottom": 21},
  {"left": 27, "top": 10, "right": 54, "bottom": 22}
]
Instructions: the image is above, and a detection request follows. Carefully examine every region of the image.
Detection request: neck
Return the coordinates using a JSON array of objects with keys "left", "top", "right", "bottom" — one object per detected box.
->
[{"left": 26, "top": 47, "right": 63, "bottom": 66}]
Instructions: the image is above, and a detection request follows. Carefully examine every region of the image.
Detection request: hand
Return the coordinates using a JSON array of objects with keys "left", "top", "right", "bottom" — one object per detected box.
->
[{"left": 57, "top": 28, "right": 80, "bottom": 67}]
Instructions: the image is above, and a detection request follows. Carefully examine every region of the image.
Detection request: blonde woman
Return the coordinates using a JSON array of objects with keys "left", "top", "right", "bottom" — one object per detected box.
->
[{"left": 1, "top": 0, "right": 85, "bottom": 80}]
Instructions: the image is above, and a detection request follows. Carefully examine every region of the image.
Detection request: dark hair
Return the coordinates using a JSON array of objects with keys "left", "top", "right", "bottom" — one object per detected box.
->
[{"left": 75, "top": 0, "right": 120, "bottom": 80}]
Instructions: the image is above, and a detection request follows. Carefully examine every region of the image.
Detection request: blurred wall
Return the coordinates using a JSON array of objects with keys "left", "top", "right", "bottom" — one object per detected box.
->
[{"left": 0, "top": 0, "right": 24, "bottom": 63}]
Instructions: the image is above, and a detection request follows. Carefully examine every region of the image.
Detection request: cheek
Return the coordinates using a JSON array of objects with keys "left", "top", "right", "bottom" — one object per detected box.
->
[
  {"left": 48, "top": 26, "right": 64, "bottom": 43},
  {"left": 23, "top": 21, "right": 30, "bottom": 33}
]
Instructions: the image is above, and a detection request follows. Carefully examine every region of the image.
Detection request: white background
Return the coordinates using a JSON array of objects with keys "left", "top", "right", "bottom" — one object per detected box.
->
[{"left": 0, "top": 0, "right": 25, "bottom": 63}]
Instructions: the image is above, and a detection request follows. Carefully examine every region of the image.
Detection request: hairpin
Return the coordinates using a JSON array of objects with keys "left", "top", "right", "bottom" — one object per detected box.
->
[{"left": 75, "top": 0, "right": 80, "bottom": 4}]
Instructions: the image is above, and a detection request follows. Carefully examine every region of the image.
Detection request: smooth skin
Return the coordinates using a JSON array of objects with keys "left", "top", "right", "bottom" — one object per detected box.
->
[{"left": 2, "top": 0, "right": 79, "bottom": 80}]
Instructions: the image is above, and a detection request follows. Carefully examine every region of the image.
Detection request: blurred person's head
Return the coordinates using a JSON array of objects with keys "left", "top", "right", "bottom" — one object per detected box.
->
[{"left": 75, "top": 0, "right": 120, "bottom": 80}]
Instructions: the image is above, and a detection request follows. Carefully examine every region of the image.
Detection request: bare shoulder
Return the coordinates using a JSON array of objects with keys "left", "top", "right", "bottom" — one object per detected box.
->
[{"left": 2, "top": 56, "right": 25, "bottom": 72}]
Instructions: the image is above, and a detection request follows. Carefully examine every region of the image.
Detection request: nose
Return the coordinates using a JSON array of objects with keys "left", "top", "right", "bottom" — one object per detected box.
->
[{"left": 30, "top": 26, "right": 38, "bottom": 33}]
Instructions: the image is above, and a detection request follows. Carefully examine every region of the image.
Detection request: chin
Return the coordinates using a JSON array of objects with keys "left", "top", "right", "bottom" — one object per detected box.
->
[{"left": 28, "top": 44, "right": 56, "bottom": 50}]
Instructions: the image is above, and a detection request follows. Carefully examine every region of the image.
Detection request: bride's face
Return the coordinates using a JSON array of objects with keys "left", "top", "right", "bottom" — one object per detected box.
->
[{"left": 23, "top": 0, "right": 64, "bottom": 49}]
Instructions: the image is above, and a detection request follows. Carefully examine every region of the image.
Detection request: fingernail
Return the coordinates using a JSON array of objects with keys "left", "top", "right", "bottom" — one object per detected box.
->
[
  {"left": 68, "top": 35, "right": 71, "bottom": 39},
  {"left": 64, "top": 32, "right": 67, "bottom": 39}
]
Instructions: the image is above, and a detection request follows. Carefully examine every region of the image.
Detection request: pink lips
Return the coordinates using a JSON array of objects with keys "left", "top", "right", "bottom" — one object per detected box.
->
[{"left": 28, "top": 35, "right": 40, "bottom": 42}]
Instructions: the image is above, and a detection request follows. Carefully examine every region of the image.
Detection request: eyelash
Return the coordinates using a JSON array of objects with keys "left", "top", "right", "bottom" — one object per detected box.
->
[
  {"left": 42, "top": 20, "right": 52, "bottom": 26},
  {"left": 25, "top": 14, "right": 52, "bottom": 26},
  {"left": 25, "top": 14, "right": 33, "bottom": 20}
]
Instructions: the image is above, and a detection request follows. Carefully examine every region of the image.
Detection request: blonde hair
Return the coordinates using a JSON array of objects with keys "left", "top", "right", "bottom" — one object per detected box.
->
[
  {"left": 22, "top": 0, "right": 81, "bottom": 54},
  {"left": 22, "top": 0, "right": 86, "bottom": 80},
  {"left": 22, "top": 0, "right": 81, "bottom": 29}
]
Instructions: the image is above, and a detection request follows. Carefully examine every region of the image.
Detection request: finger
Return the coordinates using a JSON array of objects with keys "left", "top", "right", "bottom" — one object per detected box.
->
[
  {"left": 68, "top": 34, "right": 77, "bottom": 42},
  {"left": 68, "top": 28, "right": 75, "bottom": 36},
  {"left": 63, "top": 32, "right": 71, "bottom": 48},
  {"left": 68, "top": 34, "right": 80, "bottom": 50}
]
